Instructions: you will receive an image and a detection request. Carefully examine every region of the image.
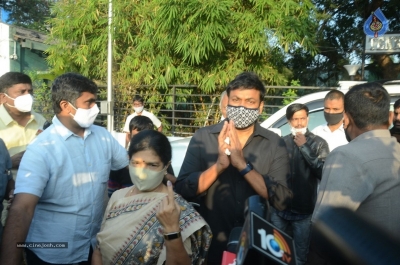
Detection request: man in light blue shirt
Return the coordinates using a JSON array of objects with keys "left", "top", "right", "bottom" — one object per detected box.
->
[{"left": 0, "top": 73, "right": 129, "bottom": 265}]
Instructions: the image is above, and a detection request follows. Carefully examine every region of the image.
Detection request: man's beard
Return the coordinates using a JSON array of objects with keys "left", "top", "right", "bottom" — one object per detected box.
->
[{"left": 393, "top": 121, "right": 400, "bottom": 130}]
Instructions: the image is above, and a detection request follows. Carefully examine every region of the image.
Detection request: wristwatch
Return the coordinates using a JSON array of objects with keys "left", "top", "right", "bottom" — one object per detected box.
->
[
  {"left": 239, "top": 162, "right": 253, "bottom": 176},
  {"left": 163, "top": 231, "right": 181, "bottom": 241}
]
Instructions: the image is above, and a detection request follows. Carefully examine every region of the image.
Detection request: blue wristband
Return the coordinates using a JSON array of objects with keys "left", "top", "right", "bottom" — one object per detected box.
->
[{"left": 239, "top": 162, "right": 253, "bottom": 176}]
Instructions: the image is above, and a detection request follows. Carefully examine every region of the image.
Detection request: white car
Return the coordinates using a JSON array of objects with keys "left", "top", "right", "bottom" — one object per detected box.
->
[
  {"left": 169, "top": 137, "right": 192, "bottom": 175},
  {"left": 170, "top": 80, "right": 400, "bottom": 175}
]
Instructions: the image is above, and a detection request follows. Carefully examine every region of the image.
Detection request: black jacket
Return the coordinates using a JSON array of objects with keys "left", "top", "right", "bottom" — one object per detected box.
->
[{"left": 283, "top": 130, "right": 329, "bottom": 214}]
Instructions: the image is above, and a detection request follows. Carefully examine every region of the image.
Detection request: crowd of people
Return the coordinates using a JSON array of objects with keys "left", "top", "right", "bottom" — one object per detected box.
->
[{"left": 0, "top": 71, "right": 399, "bottom": 265}]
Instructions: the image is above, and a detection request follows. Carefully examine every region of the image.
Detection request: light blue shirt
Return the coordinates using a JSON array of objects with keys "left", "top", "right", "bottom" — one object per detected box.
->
[
  {"left": 15, "top": 116, "right": 129, "bottom": 264},
  {"left": 0, "top": 138, "right": 12, "bottom": 213}
]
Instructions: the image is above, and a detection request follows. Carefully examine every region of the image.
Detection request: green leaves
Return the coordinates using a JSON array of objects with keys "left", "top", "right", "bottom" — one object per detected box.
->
[
  {"left": 1, "top": 0, "right": 52, "bottom": 32},
  {"left": 46, "top": 0, "right": 319, "bottom": 92}
]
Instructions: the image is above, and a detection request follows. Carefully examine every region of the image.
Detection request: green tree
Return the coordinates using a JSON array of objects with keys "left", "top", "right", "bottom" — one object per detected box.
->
[
  {"left": 45, "top": 0, "right": 320, "bottom": 133},
  {"left": 286, "top": 0, "right": 400, "bottom": 86},
  {"left": 26, "top": 71, "right": 52, "bottom": 120},
  {"left": 282, "top": 80, "right": 301, "bottom": 106},
  {"left": 46, "top": 0, "right": 319, "bottom": 91},
  {"left": 1, "top": 0, "right": 53, "bottom": 32}
]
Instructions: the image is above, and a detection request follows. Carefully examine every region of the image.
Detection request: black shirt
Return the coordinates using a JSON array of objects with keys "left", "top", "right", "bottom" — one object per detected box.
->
[{"left": 175, "top": 122, "right": 292, "bottom": 264}]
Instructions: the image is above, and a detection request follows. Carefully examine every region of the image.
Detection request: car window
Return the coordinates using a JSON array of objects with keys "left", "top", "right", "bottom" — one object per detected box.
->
[
  {"left": 308, "top": 110, "right": 327, "bottom": 132},
  {"left": 275, "top": 121, "right": 291, "bottom": 137},
  {"left": 389, "top": 98, "right": 400, "bottom": 129},
  {"left": 391, "top": 96, "right": 400, "bottom": 107}
]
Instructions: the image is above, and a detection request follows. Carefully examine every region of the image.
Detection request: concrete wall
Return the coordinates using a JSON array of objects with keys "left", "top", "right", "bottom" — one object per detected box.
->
[{"left": 0, "top": 23, "right": 10, "bottom": 76}]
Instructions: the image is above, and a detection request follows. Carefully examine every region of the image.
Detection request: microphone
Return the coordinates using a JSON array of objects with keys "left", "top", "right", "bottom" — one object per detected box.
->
[
  {"left": 243, "top": 195, "right": 266, "bottom": 218},
  {"left": 222, "top": 227, "right": 243, "bottom": 265},
  {"left": 227, "top": 227, "right": 243, "bottom": 253},
  {"left": 233, "top": 195, "right": 296, "bottom": 265},
  {"left": 223, "top": 195, "right": 267, "bottom": 265}
]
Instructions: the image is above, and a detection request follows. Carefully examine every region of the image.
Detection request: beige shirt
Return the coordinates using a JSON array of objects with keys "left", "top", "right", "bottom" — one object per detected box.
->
[{"left": 0, "top": 104, "right": 46, "bottom": 157}]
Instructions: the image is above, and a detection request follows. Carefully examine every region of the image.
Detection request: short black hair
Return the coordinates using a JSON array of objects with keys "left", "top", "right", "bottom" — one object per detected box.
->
[
  {"left": 128, "top": 130, "right": 171, "bottom": 166},
  {"left": 394, "top": 99, "right": 400, "bottom": 110},
  {"left": 0, "top": 72, "right": 32, "bottom": 93},
  {"left": 129, "top": 116, "right": 154, "bottom": 132},
  {"left": 132, "top": 95, "right": 144, "bottom": 104},
  {"left": 286, "top": 103, "right": 309, "bottom": 120},
  {"left": 51, "top": 73, "right": 98, "bottom": 114},
  {"left": 325, "top": 90, "right": 344, "bottom": 101},
  {"left": 226, "top": 72, "right": 266, "bottom": 101},
  {"left": 345, "top": 82, "right": 390, "bottom": 129}
]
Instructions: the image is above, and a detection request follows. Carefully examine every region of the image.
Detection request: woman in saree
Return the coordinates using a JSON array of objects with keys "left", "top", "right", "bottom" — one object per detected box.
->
[{"left": 92, "top": 130, "right": 212, "bottom": 265}]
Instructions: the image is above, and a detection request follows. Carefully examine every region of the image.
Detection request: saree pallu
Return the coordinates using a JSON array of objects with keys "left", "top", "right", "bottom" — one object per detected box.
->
[{"left": 97, "top": 188, "right": 212, "bottom": 265}]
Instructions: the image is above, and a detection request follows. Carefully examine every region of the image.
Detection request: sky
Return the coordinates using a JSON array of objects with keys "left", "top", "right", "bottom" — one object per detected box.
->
[{"left": 1, "top": 9, "right": 9, "bottom": 22}]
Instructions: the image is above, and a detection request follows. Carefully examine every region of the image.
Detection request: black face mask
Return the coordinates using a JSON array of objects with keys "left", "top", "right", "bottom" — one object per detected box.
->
[{"left": 324, "top": 112, "right": 343, "bottom": 125}]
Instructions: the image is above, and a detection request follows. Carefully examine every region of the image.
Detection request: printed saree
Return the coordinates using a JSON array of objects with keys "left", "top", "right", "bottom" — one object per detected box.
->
[{"left": 96, "top": 187, "right": 212, "bottom": 265}]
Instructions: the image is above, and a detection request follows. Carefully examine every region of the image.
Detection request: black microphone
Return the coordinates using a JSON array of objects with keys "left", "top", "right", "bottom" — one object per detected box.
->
[
  {"left": 243, "top": 195, "right": 266, "bottom": 218},
  {"left": 227, "top": 227, "right": 243, "bottom": 253},
  {"left": 224, "top": 196, "right": 267, "bottom": 265}
]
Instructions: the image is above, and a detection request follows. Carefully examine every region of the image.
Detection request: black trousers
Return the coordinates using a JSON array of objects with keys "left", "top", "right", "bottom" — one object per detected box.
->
[{"left": 25, "top": 246, "right": 93, "bottom": 265}]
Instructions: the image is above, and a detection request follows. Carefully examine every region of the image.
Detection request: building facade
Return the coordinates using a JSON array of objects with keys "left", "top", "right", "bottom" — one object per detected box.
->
[{"left": 0, "top": 22, "right": 49, "bottom": 76}]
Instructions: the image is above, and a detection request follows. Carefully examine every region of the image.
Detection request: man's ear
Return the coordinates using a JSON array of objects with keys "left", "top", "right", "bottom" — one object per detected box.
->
[
  {"left": 59, "top": 100, "right": 72, "bottom": 114},
  {"left": 343, "top": 112, "right": 350, "bottom": 129},
  {"left": 258, "top": 101, "right": 264, "bottom": 114},
  {"left": 343, "top": 112, "right": 356, "bottom": 129},
  {"left": 388, "top": 111, "right": 394, "bottom": 128},
  {"left": 0, "top": 93, "right": 7, "bottom": 104}
]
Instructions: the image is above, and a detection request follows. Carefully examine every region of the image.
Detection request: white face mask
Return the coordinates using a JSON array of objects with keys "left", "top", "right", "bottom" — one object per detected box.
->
[
  {"left": 69, "top": 103, "right": 99, "bottom": 128},
  {"left": 129, "top": 165, "right": 166, "bottom": 191},
  {"left": 4, "top": 93, "right": 33, "bottom": 112},
  {"left": 134, "top": 106, "right": 144, "bottom": 114},
  {"left": 290, "top": 127, "right": 307, "bottom": 136}
]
